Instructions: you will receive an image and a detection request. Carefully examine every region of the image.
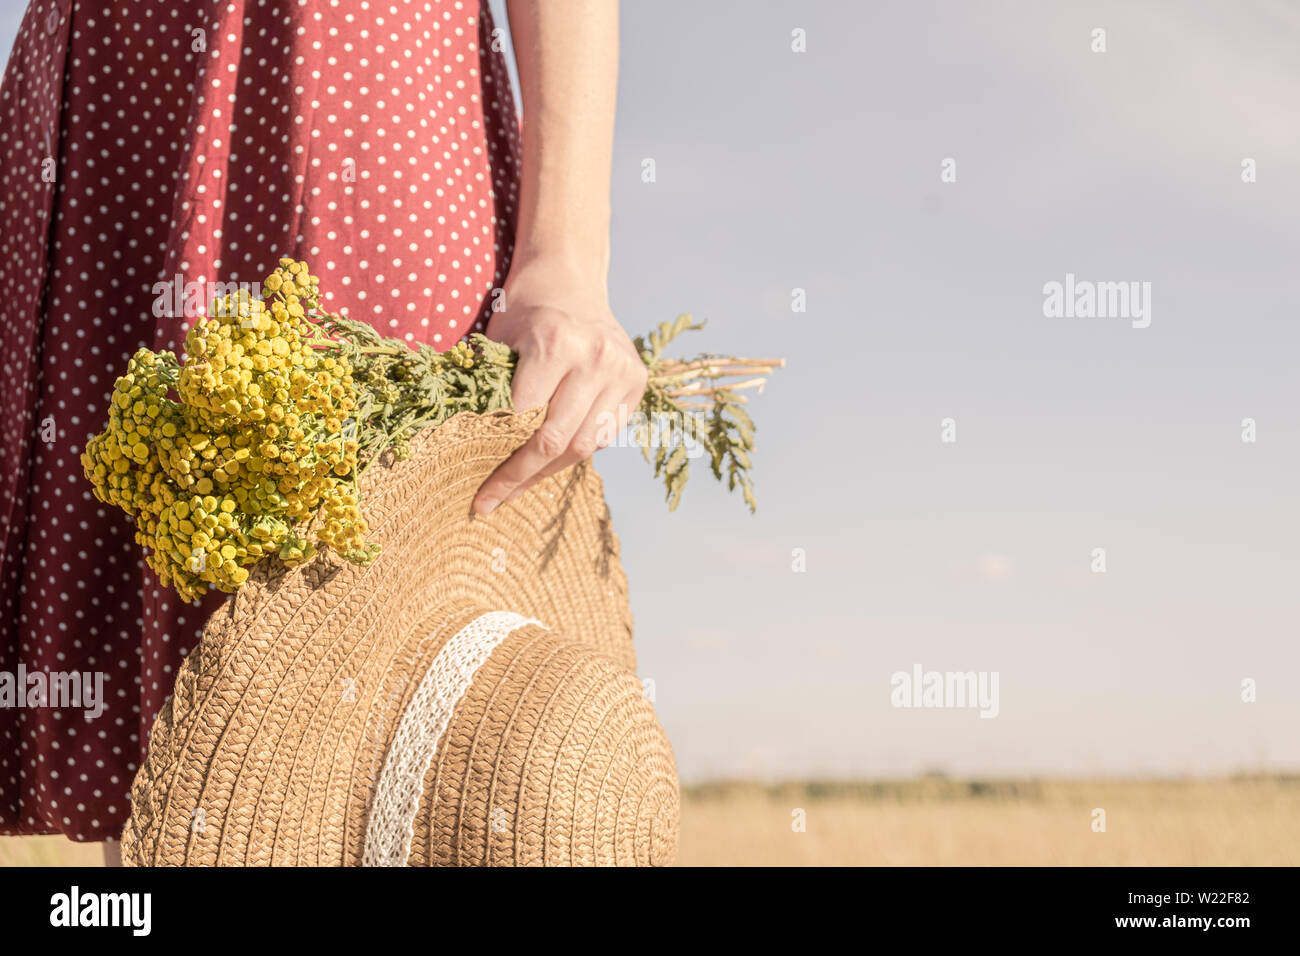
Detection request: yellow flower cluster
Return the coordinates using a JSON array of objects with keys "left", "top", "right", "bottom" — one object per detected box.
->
[
  {"left": 82, "top": 258, "right": 374, "bottom": 602},
  {"left": 316, "top": 486, "right": 371, "bottom": 562},
  {"left": 444, "top": 341, "right": 476, "bottom": 369},
  {"left": 81, "top": 349, "right": 179, "bottom": 554}
]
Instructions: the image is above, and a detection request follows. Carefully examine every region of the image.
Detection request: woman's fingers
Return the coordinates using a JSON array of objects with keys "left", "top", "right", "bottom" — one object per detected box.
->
[
  {"left": 507, "top": 343, "right": 566, "bottom": 413},
  {"left": 473, "top": 371, "right": 601, "bottom": 514},
  {"left": 508, "top": 385, "right": 628, "bottom": 495},
  {"left": 471, "top": 291, "right": 650, "bottom": 515},
  {"left": 484, "top": 365, "right": 648, "bottom": 511}
]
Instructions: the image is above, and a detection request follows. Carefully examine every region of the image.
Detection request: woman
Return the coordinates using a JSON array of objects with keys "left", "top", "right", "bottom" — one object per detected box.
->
[{"left": 0, "top": 0, "right": 643, "bottom": 862}]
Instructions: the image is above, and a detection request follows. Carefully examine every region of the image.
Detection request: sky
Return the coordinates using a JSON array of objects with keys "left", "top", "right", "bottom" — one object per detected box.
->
[{"left": 4, "top": 0, "right": 1298, "bottom": 782}]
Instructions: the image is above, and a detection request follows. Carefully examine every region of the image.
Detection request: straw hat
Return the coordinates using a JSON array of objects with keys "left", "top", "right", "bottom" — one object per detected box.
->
[{"left": 121, "top": 408, "right": 679, "bottom": 866}]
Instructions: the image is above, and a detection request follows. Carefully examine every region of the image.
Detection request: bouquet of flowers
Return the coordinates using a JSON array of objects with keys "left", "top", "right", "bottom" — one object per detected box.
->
[{"left": 81, "top": 259, "right": 780, "bottom": 602}]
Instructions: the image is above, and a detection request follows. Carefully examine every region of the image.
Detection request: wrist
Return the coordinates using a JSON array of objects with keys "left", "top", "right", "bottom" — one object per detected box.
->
[{"left": 506, "top": 238, "right": 610, "bottom": 293}]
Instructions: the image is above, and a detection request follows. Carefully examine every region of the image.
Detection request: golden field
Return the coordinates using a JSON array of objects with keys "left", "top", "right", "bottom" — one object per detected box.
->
[
  {"left": 677, "top": 776, "right": 1300, "bottom": 866},
  {"left": 3, "top": 776, "right": 1297, "bottom": 866}
]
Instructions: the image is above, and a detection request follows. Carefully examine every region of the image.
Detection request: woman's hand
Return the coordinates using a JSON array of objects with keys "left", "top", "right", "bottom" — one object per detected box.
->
[
  {"left": 472, "top": 260, "right": 647, "bottom": 515},
  {"left": 476, "top": 2, "right": 629, "bottom": 514}
]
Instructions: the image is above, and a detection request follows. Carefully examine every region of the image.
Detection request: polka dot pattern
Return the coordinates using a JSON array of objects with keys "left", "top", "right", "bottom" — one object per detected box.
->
[{"left": 0, "top": 0, "right": 520, "bottom": 842}]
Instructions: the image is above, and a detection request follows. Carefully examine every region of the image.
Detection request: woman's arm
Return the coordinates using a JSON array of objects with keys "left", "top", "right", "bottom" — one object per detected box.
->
[{"left": 472, "top": 0, "right": 646, "bottom": 515}]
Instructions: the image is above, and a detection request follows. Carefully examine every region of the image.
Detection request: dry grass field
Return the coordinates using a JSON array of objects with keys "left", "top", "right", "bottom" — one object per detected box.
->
[
  {"left": 2, "top": 776, "right": 1297, "bottom": 866},
  {"left": 677, "top": 776, "right": 1300, "bottom": 866}
]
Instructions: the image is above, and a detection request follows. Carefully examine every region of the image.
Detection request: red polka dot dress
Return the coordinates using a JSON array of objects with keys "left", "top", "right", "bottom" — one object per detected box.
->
[{"left": 0, "top": 0, "right": 520, "bottom": 841}]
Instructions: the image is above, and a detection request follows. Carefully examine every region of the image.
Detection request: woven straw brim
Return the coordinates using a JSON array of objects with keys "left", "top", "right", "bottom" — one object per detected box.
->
[{"left": 121, "top": 409, "right": 679, "bottom": 866}]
